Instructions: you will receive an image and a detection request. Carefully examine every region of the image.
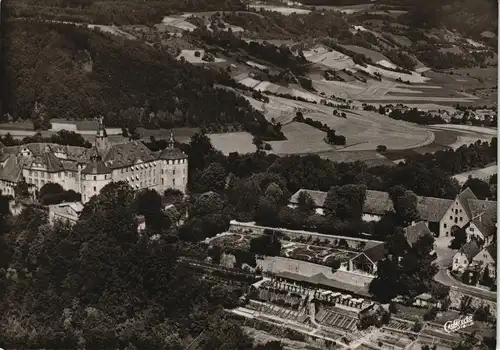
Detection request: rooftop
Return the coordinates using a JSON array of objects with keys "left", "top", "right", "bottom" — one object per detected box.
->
[
  {"left": 404, "top": 221, "right": 433, "bottom": 248},
  {"left": 275, "top": 271, "right": 371, "bottom": 297},
  {"left": 456, "top": 239, "right": 481, "bottom": 262}
]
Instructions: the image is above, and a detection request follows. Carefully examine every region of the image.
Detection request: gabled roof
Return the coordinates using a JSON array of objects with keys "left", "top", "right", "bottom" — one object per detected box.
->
[
  {"left": 468, "top": 199, "right": 497, "bottom": 219},
  {"left": 473, "top": 245, "right": 497, "bottom": 263},
  {"left": 416, "top": 196, "right": 453, "bottom": 222},
  {"left": 456, "top": 239, "right": 481, "bottom": 261},
  {"left": 471, "top": 207, "right": 497, "bottom": 239},
  {"left": 355, "top": 243, "right": 386, "bottom": 263},
  {"left": 457, "top": 187, "right": 478, "bottom": 219},
  {"left": 404, "top": 221, "right": 433, "bottom": 248},
  {"left": 289, "top": 189, "right": 327, "bottom": 207}
]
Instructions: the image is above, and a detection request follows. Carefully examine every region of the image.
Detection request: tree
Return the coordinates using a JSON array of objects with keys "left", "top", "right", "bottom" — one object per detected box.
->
[
  {"left": 192, "top": 191, "right": 224, "bottom": 217},
  {"left": 324, "top": 184, "right": 367, "bottom": 220},
  {"left": 389, "top": 186, "right": 419, "bottom": 226},
  {"left": 297, "top": 191, "right": 315, "bottom": 214},
  {"left": 254, "top": 196, "right": 278, "bottom": 226},
  {"left": 264, "top": 182, "right": 285, "bottom": 204},
  {"left": 196, "top": 162, "right": 227, "bottom": 193},
  {"left": 250, "top": 234, "right": 281, "bottom": 256},
  {"left": 376, "top": 145, "right": 387, "bottom": 152},
  {"left": 14, "top": 180, "right": 31, "bottom": 199},
  {"left": 450, "top": 227, "right": 467, "bottom": 249},
  {"left": 38, "top": 182, "right": 67, "bottom": 204},
  {"left": 331, "top": 258, "right": 341, "bottom": 272},
  {"left": 135, "top": 189, "right": 171, "bottom": 230},
  {"left": 462, "top": 177, "right": 492, "bottom": 200},
  {"left": 480, "top": 265, "right": 494, "bottom": 287}
]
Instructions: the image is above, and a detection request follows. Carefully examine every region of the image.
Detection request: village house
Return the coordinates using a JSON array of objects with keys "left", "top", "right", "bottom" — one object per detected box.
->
[
  {"left": 289, "top": 188, "right": 497, "bottom": 241},
  {"left": 404, "top": 221, "right": 435, "bottom": 251},
  {"left": 348, "top": 243, "right": 386, "bottom": 276},
  {"left": 48, "top": 201, "right": 84, "bottom": 226},
  {"left": 452, "top": 239, "right": 481, "bottom": 273},
  {"left": 465, "top": 206, "right": 497, "bottom": 246},
  {"left": 471, "top": 245, "right": 497, "bottom": 280},
  {"left": 0, "top": 118, "right": 188, "bottom": 204}
]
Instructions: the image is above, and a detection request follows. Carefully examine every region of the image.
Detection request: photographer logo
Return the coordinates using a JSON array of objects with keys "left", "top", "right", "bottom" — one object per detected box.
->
[{"left": 444, "top": 316, "right": 474, "bottom": 333}]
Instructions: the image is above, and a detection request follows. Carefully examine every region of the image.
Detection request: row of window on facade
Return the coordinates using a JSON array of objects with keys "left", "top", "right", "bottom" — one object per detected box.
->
[
  {"left": 26, "top": 177, "right": 47, "bottom": 186},
  {"left": 161, "top": 168, "right": 186, "bottom": 175},
  {"left": 28, "top": 170, "right": 76, "bottom": 179}
]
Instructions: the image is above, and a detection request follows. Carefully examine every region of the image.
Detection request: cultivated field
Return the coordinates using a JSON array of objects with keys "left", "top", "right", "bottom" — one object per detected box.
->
[
  {"left": 247, "top": 4, "right": 310, "bottom": 15},
  {"left": 176, "top": 49, "right": 226, "bottom": 63}
]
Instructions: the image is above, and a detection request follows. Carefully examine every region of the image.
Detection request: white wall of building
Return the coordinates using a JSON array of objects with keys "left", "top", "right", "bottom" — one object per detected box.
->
[
  {"left": 161, "top": 159, "right": 188, "bottom": 194},
  {"left": 439, "top": 200, "right": 467, "bottom": 237},
  {"left": 81, "top": 173, "right": 112, "bottom": 203}
]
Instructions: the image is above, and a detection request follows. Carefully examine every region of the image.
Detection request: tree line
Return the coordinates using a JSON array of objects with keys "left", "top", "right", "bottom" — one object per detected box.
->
[
  {"left": 2, "top": 21, "right": 284, "bottom": 140},
  {"left": 293, "top": 111, "right": 346, "bottom": 146},
  {"left": 0, "top": 183, "right": 286, "bottom": 349}
]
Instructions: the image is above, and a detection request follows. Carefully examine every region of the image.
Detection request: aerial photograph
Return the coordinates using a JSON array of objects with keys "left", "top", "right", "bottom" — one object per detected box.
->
[{"left": 0, "top": 0, "right": 497, "bottom": 348}]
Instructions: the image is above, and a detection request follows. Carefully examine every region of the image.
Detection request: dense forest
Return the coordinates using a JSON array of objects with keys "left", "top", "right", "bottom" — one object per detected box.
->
[
  {"left": 2, "top": 0, "right": 246, "bottom": 25},
  {"left": 0, "top": 183, "right": 288, "bottom": 349},
  {"left": 2, "top": 21, "right": 284, "bottom": 140}
]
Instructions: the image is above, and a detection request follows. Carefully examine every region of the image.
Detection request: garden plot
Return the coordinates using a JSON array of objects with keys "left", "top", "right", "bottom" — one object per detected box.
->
[
  {"left": 282, "top": 242, "right": 359, "bottom": 266},
  {"left": 209, "top": 132, "right": 256, "bottom": 155},
  {"left": 176, "top": 50, "right": 226, "bottom": 63},
  {"left": 208, "top": 232, "right": 254, "bottom": 250}
]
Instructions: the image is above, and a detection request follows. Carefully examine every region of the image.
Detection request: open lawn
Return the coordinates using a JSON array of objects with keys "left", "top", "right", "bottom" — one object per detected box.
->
[
  {"left": 208, "top": 132, "right": 257, "bottom": 155},
  {"left": 0, "top": 121, "right": 34, "bottom": 130},
  {"left": 268, "top": 122, "right": 331, "bottom": 155}
]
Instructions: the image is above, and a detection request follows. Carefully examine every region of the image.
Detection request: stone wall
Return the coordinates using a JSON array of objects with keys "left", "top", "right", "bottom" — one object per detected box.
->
[{"left": 229, "top": 221, "right": 383, "bottom": 250}]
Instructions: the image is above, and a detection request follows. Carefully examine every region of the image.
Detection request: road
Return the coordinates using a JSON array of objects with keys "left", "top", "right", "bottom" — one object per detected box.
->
[{"left": 434, "top": 241, "right": 496, "bottom": 302}]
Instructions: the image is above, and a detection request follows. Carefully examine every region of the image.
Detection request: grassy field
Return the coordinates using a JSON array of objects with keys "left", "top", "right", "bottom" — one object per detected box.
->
[
  {"left": 268, "top": 122, "right": 331, "bottom": 155},
  {"left": 208, "top": 132, "right": 257, "bottom": 155}
]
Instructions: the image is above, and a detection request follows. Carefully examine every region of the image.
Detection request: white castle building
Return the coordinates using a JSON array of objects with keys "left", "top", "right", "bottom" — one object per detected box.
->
[{"left": 0, "top": 118, "right": 188, "bottom": 203}]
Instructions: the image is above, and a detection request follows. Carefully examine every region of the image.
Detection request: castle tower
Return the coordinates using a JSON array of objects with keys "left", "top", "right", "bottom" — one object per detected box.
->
[
  {"left": 167, "top": 130, "right": 175, "bottom": 149},
  {"left": 95, "top": 116, "right": 109, "bottom": 155}
]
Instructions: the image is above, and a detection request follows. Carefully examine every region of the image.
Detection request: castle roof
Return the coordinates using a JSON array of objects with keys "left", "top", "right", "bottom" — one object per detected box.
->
[
  {"left": 81, "top": 160, "right": 111, "bottom": 175},
  {"left": 0, "top": 155, "right": 25, "bottom": 183},
  {"left": 456, "top": 239, "right": 481, "bottom": 262},
  {"left": 159, "top": 147, "right": 187, "bottom": 160},
  {"left": 102, "top": 141, "right": 157, "bottom": 169}
]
